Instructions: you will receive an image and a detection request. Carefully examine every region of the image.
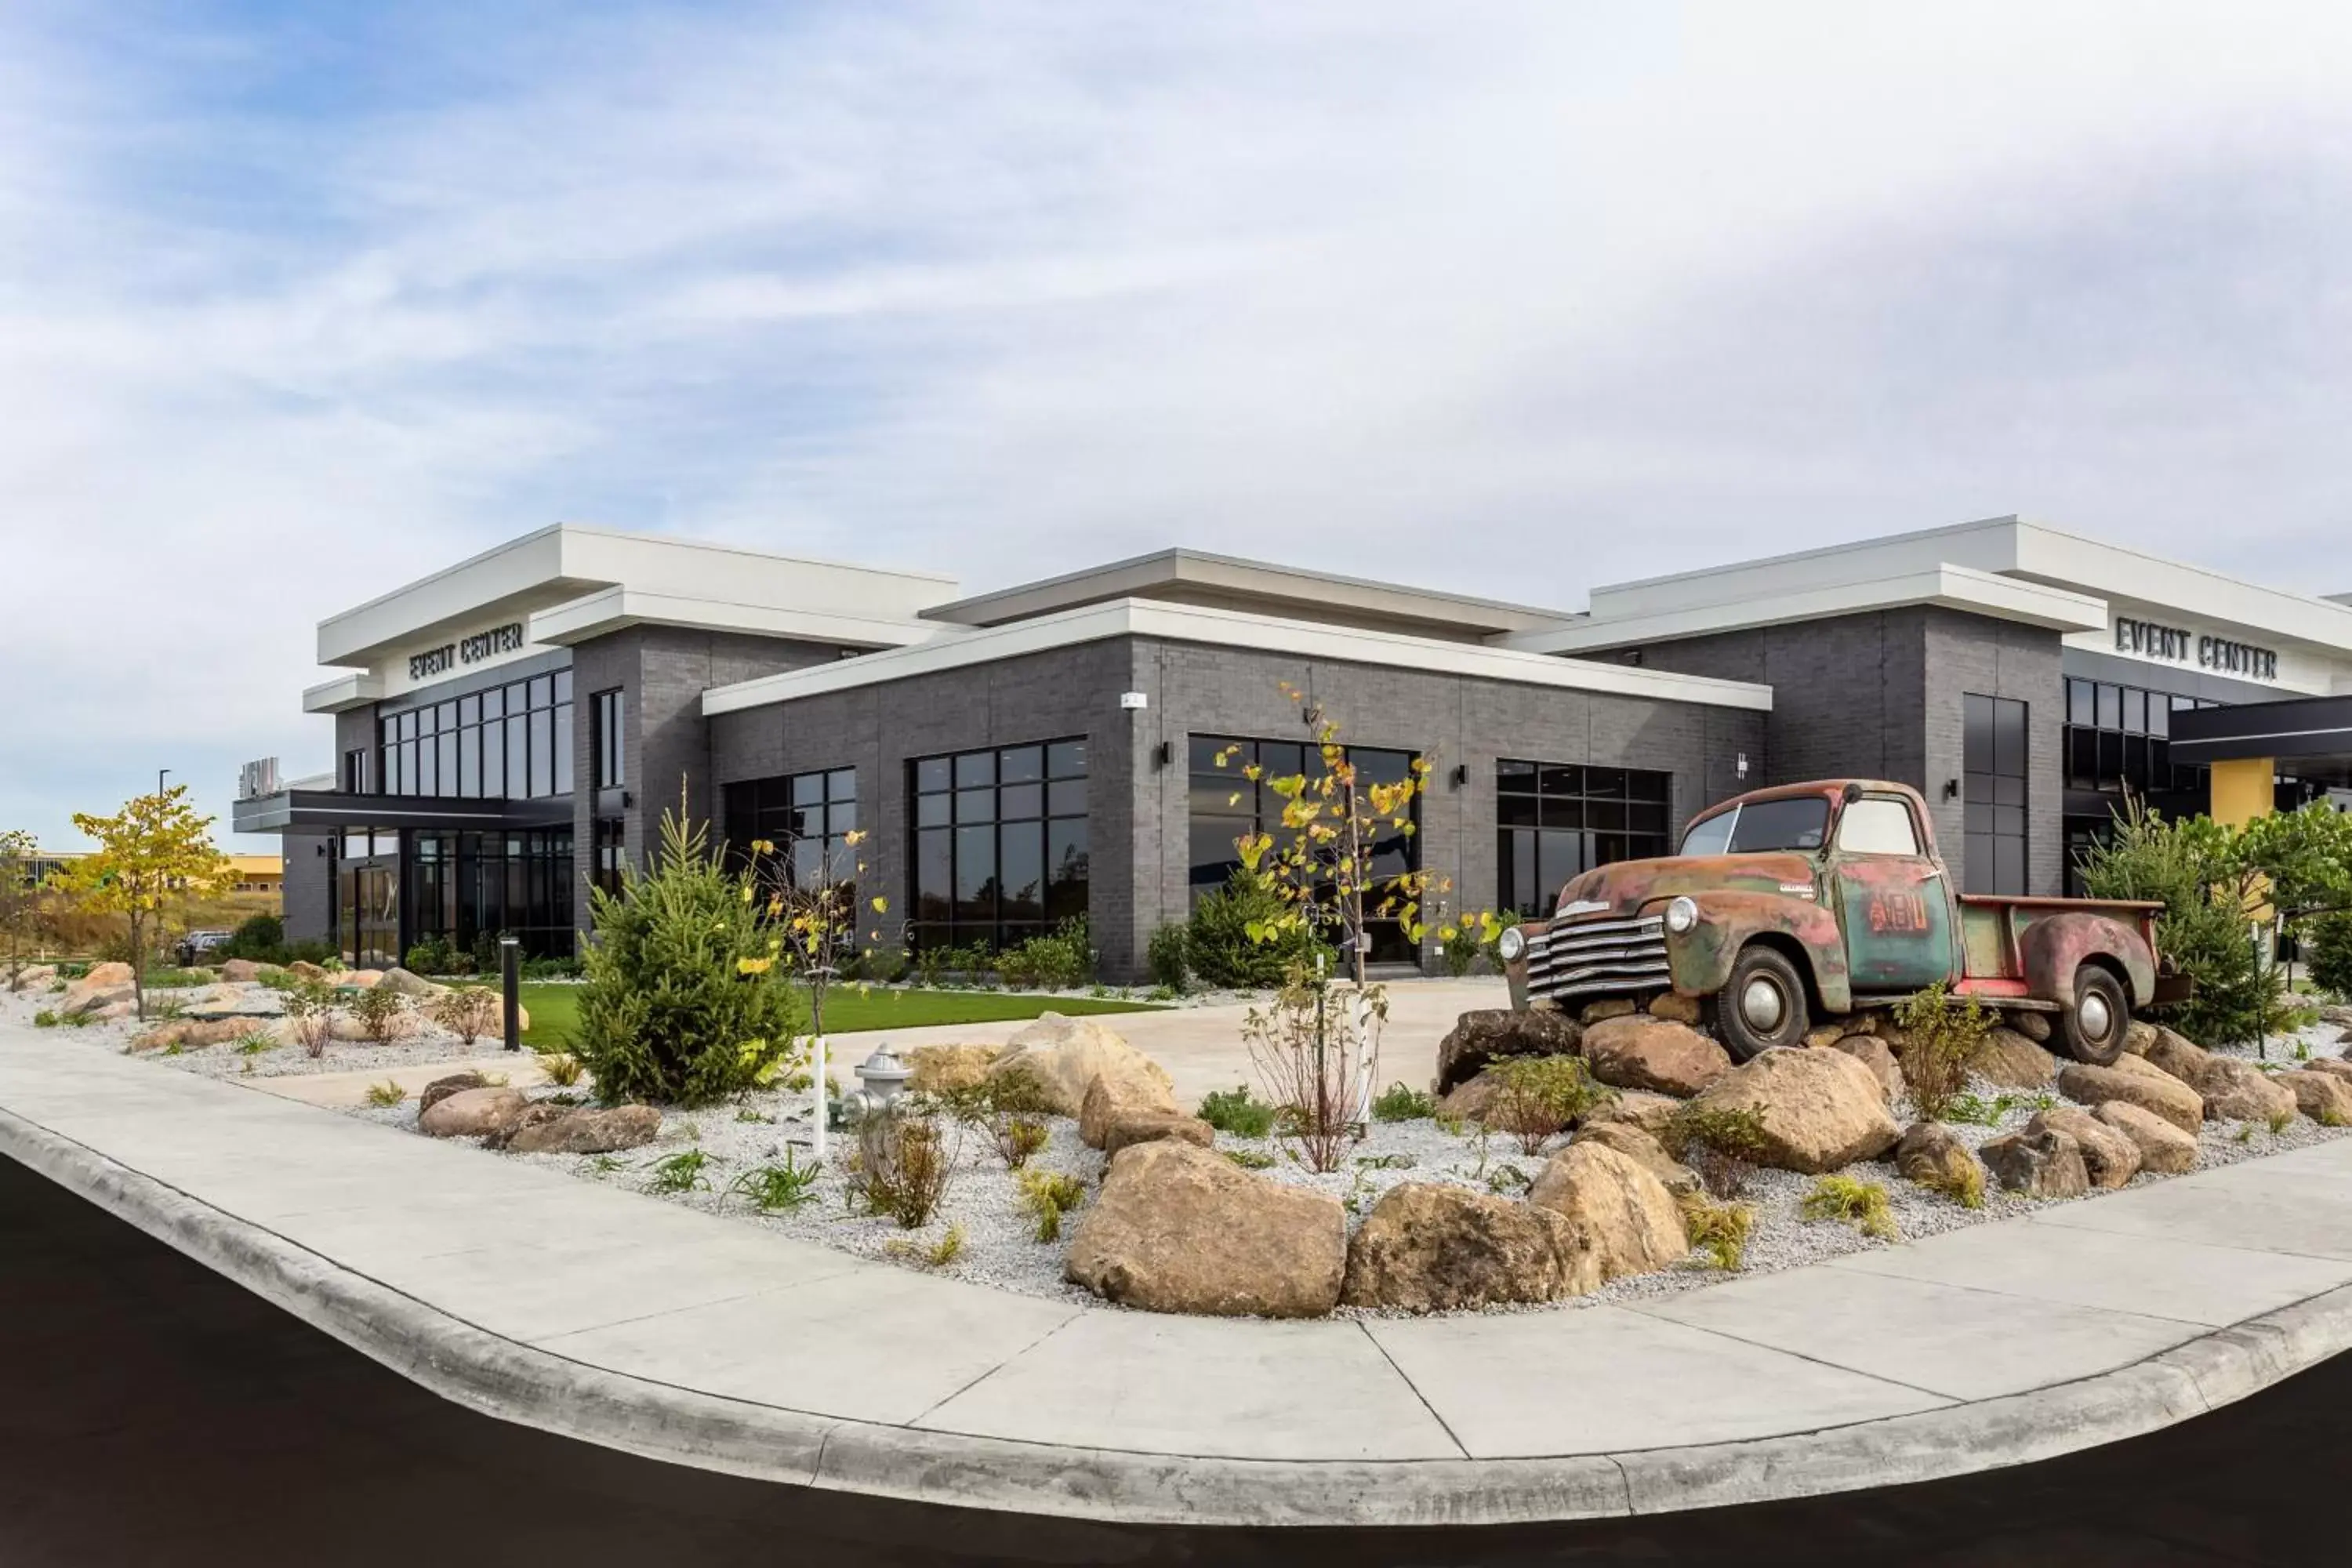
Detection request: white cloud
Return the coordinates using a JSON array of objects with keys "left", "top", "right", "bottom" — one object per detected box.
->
[{"left": 4, "top": 1, "right": 2352, "bottom": 850}]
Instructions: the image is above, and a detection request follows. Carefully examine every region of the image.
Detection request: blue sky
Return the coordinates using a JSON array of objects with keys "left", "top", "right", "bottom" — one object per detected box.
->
[{"left": 5, "top": 2, "right": 2352, "bottom": 852}]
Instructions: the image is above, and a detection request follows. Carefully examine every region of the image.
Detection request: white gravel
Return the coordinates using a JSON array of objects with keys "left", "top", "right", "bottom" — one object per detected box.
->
[{"left": 0, "top": 983, "right": 516, "bottom": 1079}]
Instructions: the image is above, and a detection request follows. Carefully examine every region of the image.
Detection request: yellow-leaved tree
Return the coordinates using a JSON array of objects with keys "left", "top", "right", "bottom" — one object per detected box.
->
[
  {"left": 0, "top": 829, "right": 45, "bottom": 992},
  {"left": 64, "top": 787, "right": 233, "bottom": 1018},
  {"left": 744, "top": 826, "right": 890, "bottom": 1160}
]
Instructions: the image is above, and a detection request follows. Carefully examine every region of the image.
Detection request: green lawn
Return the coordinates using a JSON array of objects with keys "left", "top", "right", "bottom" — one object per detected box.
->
[{"left": 517, "top": 982, "right": 1164, "bottom": 1046}]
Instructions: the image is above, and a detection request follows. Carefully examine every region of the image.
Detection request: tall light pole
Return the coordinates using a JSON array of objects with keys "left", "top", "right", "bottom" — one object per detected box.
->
[{"left": 157, "top": 768, "right": 170, "bottom": 797}]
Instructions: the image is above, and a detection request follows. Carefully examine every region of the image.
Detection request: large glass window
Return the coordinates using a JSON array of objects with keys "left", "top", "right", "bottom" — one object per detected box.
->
[
  {"left": 404, "top": 829, "right": 574, "bottom": 959},
  {"left": 1496, "top": 761, "right": 1672, "bottom": 918},
  {"left": 593, "top": 688, "right": 626, "bottom": 790},
  {"left": 379, "top": 669, "right": 573, "bottom": 800},
  {"left": 910, "top": 740, "right": 1087, "bottom": 953},
  {"left": 1965, "top": 693, "right": 2029, "bottom": 895},
  {"left": 2062, "top": 676, "right": 2211, "bottom": 800},
  {"left": 1192, "top": 735, "right": 1422, "bottom": 962},
  {"left": 724, "top": 767, "right": 860, "bottom": 889}
]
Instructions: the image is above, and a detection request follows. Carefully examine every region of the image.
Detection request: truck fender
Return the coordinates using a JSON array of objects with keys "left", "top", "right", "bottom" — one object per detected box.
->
[
  {"left": 2020, "top": 913, "right": 2156, "bottom": 1010},
  {"left": 1665, "top": 891, "right": 1853, "bottom": 1014}
]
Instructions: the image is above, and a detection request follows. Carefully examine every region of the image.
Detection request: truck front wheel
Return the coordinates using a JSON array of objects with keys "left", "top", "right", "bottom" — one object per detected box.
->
[
  {"left": 1713, "top": 946, "right": 1811, "bottom": 1062},
  {"left": 2060, "top": 966, "right": 2129, "bottom": 1065}
]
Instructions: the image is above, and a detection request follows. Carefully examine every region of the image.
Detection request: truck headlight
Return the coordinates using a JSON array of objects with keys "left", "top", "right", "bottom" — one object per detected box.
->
[
  {"left": 1497, "top": 927, "right": 1527, "bottom": 964},
  {"left": 1664, "top": 896, "right": 1699, "bottom": 935}
]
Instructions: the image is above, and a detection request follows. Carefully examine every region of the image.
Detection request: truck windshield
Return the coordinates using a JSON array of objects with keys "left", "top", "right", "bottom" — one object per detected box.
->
[{"left": 1679, "top": 797, "right": 1831, "bottom": 855}]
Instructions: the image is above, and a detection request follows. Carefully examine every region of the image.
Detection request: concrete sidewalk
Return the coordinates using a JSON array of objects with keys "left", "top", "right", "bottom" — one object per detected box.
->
[{"left": 5, "top": 1021, "right": 2352, "bottom": 1526}]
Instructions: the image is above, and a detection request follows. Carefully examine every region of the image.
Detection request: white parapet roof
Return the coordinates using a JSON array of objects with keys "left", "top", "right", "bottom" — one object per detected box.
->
[
  {"left": 702, "top": 597, "right": 1773, "bottom": 717},
  {"left": 316, "top": 524, "right": 957, "bottom": 669}
]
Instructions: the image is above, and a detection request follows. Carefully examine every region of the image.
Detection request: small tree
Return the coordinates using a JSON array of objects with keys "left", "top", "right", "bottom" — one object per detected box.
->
[
  {"left": 62, "top": 788, "right": 231, "bottom": 1018},
  {"left": 747, "top": 825, "right": 888, "bottom": 1157},
  {"left": 0, "top": 829, "right": 45, "bottom": 992},
  {"left": 572, "top": 795, "right": 803, "bottom": 1107}
]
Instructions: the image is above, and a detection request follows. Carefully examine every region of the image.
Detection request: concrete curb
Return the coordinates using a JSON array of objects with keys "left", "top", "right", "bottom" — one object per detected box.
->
[{"left": 6, "top": 1102, "right": 2351, "bottom": 1527}]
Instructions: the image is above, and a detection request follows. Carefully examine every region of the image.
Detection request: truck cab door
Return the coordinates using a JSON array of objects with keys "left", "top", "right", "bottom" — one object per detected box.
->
[{"left": 1828, "top": 793, "right": 1958, "bottom": 995}]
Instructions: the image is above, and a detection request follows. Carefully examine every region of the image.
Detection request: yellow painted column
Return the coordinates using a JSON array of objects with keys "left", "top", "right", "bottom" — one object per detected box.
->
[{"left": 2209, "top": 757, "right": 2275, "bottom": 828}]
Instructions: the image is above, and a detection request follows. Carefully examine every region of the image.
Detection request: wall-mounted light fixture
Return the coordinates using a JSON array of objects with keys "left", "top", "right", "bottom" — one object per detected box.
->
[
  {"left": 1943, "top": 778, "right": 1961, "bottom": 801},
  {"left": 1736, "top": 752, "right": 1749, "bottom": 782},
  {"left": 1119, "top": 691, "right": 1149, "bottom": 711},
  {"left": 1620, "top": 649, "right": 1644, "bottom": 666},
  {"left": 1154, "top": 740, "right": 1174, "bottom": 768},
  {"left": 1450, "top": 763, "right": 1469, "bottom": 788}
]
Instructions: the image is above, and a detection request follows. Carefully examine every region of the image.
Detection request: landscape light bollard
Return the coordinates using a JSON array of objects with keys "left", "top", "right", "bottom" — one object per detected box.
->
[{"left": 501, "top": 936, "right": 520, "bottom": 1053}]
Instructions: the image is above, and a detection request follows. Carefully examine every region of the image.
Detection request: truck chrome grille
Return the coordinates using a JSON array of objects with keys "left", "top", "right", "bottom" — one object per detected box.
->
[{"left": 1526, "top": 914, "right": 1671, "bottom": 1004}]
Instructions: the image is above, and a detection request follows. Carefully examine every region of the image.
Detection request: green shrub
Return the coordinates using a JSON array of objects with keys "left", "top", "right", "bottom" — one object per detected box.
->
[
  {"left": 538, "top": 1051, "right": 583, "bottom": 1087},
  {"left": 1185, "top": 869, "right": 1328, "bottom": 989},
  {"left": 432, "top": 986, "right": 501, "bottom": 1047},
  {"left": 284, "top": 938, "right": 338, "bottom": 967},
  {"left": 32, "top": 1010, "right": 58, "bottom": 1028},
  {"left": 402, "top": 936, "right": 463, "bottom": 976},
  {"left": 570, "top": 807, "right": 802, "bottom": 1108},
  {"left": 1911, "top": 1156, "right": 1985, "bottom": 1210},
  {"left": 1145, "top": 924, "right": 1192, "bottom": 994},
  {"left": 364, "top": 1080, "right": 406, "bottom": 1109},
  {"left": 1370, "top": 1081, "right": 1436, "bottom": 1122},
  {"left": 884, "top": 1225, "right": 966, "bottom": 1268},
  {"left": 1661, "top": 1103, "right": 1772, "bottom": 1199},
  {"left": 1490, "top": 1054, "right": 1611, "bottom": 1154},
  {"left": 234, "top": 1029, "right": 277, "bottom": 1056},
  {"left": 1677, "top": 1193, "right": 1755, "bottom": 1270},
  {"left": 217, "top": 913, "right": 287, "bottom": 964},
  {"left": 1802, "top": 1174, "right": 1898, "bottom": 1240},
  {"left": 348, "top": 985, "right": 406, "bottom": 1044},
  {"left": 730, "top": 1150, "right": 822, "bottom": 1210},
  {"left": 1891, "top": 982, "right": 1991, "bottom": 1123},
  {"left": 994, "top": 1115, "right": 1050, "bottom": 1168},
  {"left": 1197, "top": 1083, "right": 1278, "bottom": 1138},
  {"left": 1223, "top": 1148, "right": 1276, "bottom": 1170},
  {"left": 648, "top": 1149, "right": 712, "bottom": 1193},
  {"left": 2075, "top": 801, "right": 2274, "bottom": 1046},
  {"left": 1439, "top": 927, "right": 1486, "bottom": 978},
  {"left": 846, "top": 1109, "right": 956, "bottom": 1228},
  {"left": 2309, "top": 911, "right": 2352, "bottom": 1003},
  {"left": 1017, "top": 1168, "right": 1088, "bottom": 1243}
]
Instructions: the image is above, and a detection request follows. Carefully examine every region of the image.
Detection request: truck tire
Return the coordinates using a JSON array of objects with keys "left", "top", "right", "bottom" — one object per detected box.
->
[
  {"left": 1713, "top": 946, "right": 1811, "bottom": 1062},
  {"left": 2059, "top": 965, "right": 2129, "bottom": 1066}
]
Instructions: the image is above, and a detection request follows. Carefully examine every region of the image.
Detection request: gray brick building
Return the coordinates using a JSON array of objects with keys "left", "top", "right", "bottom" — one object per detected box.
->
[{"left": 239, "top": 515, "right": 2352, "bottom": 978}]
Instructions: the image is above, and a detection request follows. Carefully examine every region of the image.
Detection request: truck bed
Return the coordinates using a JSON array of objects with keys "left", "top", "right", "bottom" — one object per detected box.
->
[{"left": 1955, "top": 894, "right": 2164, "bottom": 995}]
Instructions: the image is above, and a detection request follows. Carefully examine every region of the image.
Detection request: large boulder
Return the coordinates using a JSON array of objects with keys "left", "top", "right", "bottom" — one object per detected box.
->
[
  {"left": 1969, "top": 1028, "right": 2057, "bottom": 1090},
  {"left": 987, "top": 1014, "right": 1171, "bottom": 1117},
  {"left": 82, "top": 961, "right": 134, "bottom": 989},
  {"left": 2010, "top": 1011, "right": 2054, "bottom": 1044},
  {"left": 1433, "top": 1009, "right": 1581, "bottom": 1093},
  {"left": 501, "top": 1104, "right": 662, "bottom": 1155},
  {"left": 2122, "top": 1020, "right": 2158, "bottom": 1057},
  {"left": 11, "top": 964, "right": 58, "bottom": 990},
  {"left": 220, "top": 959, "right": 263, "bottom": 983},
  {"left": 60, "top": 984, "right": 135, "bottom": 1018},
  {"left": 2196, "top": 1058, "right": 2298, "bottom": 1124},
  {"left": 1064, "top": 1142, "right": 1345, "bottom": 1318},
  {"left": 1437, "top": 1070, "right": 1505, "bottom": 1123},
  {"left": 2141, "top": 1028, "right": 2212, "bottom": 1087},
  {"left": 418, "top": 1087, "right": 530, "bottom": 1139},
  {"left": 1570, "top": 1120, "right": 1700, "bottom": 1199},
  {"left": 2304, "top": 1058, "right": 2352, "bottom": 1088},
  {"left": 906, "top": 1043, "right": 1007, "bottom": 1094},
  {"left": 1079, "top": 1069, "right": 1181, "bottom": 1150},
  {"left": 1527, "top": 1142, "right": 1689, "bottom": 1283},
  {"left": 1581, "top": 1016, "right": 1733, "bottom": 1098},
  {"left": 1895, "top": 1122, "right": 1984, "bottom": 1195},
  {"left": 1580, "top": 1088, "right": 1680, "bottom": 1137},
  {"left": 342, "top": 970, "right": 384, "bottom": 989},
  {"left": 2095, "top": 1102, "right": 2199, "bottom": 1174},
  {"left": 1340, "top": 1183, "right": 1591, "bottom": 1312},
  {"left": 1647, "top": 992, "right": 1704, "bottom": 1025},
  {"left": 1980, "top": 1125, "right": 2089, "bottom": 1199},
  {"left": 130, "top": 1018, "right": 249, "bottom": 1052},
  {"left": 1580, "top": 998, "right": 1638, "bottom": 1025},
  {"left": 1826, "top": 1033, "right": 1904, "bottom": 1105},
  {"left": 375, "top": 967, "right": 438, "bottom": 1000},
  {"left": 2278, "top": 1069, "right": 2352, "bottom": 1127},
  {"left": 1683, "top": 1047, "right": 1901, "bottom": 1173},
  {"left": 2057, "top": 1056, "right": 2203, "bottom": 1135},
  {"left": 286, "top": 960, "right": 329, "bottom": 981},
  {"left": 2029, "top": 1107, "right": 2141, "bottom": 1189},
  {"left": 419, "top": 1072, "right": 488, "bottom": 1115},
  {"left": 1102, "top": 1115, "right": 1216, "bottom": 1157}
]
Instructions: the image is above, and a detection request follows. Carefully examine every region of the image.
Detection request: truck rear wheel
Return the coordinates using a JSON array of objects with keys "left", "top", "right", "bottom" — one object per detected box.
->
[
  {"left": 2060, "top": 966, "right": 2129, "bottom": 1065},
  {"left": 1713, "top": 946, "right": 1810, "bottom": 1062}
]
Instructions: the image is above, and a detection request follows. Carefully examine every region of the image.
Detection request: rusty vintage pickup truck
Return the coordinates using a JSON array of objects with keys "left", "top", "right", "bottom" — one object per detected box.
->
[{"left": 1501, "top": 779, "right": 2169, "bottom": 1065}]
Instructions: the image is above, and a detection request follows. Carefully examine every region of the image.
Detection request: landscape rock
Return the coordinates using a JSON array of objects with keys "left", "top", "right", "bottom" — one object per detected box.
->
[
  {"left": 1581, "top": 1015, "right": 1733, "bottom": 1097},
  {"left": 1969, "top": 1028, "right": 2057, "bottom": 1090},
  {"left": 2305, "top": 1058, "right": 2352, "bottom": 1087},
  {"left": 1102, "top": 1115, "right": 1217, "bottom": 1157},
  {"left": 130, "top": 1018, "right": 249, "bottom": 1052},
  {"left": 82, "top": 962, "right": 134, "bottom": 989},
  {"left": 220, "top": 959, "right": 263, "bottom": 983},
  {"left": 375, "top": 967, "right": 438, "bottom": 1000},
  {"left": 1570, "top": 1120, "right": 1700, "bottom": 1198},
  {"left": 2095, "top": 1101, "right": 2199, "bottom": 1173},
  {"left": 1580, "top": 997, "right": 1639, "bottom": 1025},
  {"left": 2141, "top": 1028, "right": 2212, "bottom": 1087},
  {"left": 987, "top": 1013, "right": 1172, "bottom": 1117},
  {"left": 1683, "top": 1047, "right": 1901, "bottom": 1173},
  {"left": 1527, "top": 1141, "right": 1689, "bottom": 1283},
  {"left": 2010, "top": 1011, "right": 2053, "bottom": 1044},
  {"left": 2029, "top": 1107, "right": 2141, "bottom": 1189},
  {"left": 2122, "top": 1021, "right": 2157, "bottom": 1056},
  {"left": 1437, "top": 1070, "right": 1504, "bottom": 1123},
  {"left": 2278, "top": 1069, "right": 2352, "bottom": 1127},
  {"left": 502, "top": 1104, "right": 662, "bottom": 1155},
  {"left": 59, "top": 984, "right": 133, "bottom": 1018},
  {"left": 1065, "top": 1141, "right": 1345, "bottom": 1318},
  {"left": 2195, "top": 1058, "right": 2299, "bottom": 1124},
  {"left": 1826, "top": 1033, "right": 1905, "bottom": 1105},
  {"left": 1581, "top": 1088, "right": 1680, "bottom": 1136},
  {"left": 418, "top": 1087, "right": 530, "bottom": 1139},
  {"left": 419, "top": 1073, "right": 489, "bottom": 1114},
  {"left": 1980, "top": 1126, "right": 2090, "bottom": 1199},
  {"left": 286, "top": 960, "right": 328, "bottom": 981},
  {"left": 905, "top": 1043, "right": 1007, "bottom": 1094},
  {"left": 1433, "top": 1009, "right": 1581, "bottom": 1092},
  {"left": 2057, "top": 1055, "right": 2203, "bottom": 1134},
  {"left": 1646, "top": 992, "right": 1703, "bottom": 1025},
  {"left": 10, "top": 964, "right": 58, "bottom": 990},
  {"left": 330, "top": 1012, "right": 417, "bottom": 1043},
  {"left": 1894, "top": 1122, "right": 1984, "bottom": 1195},
  {"left": 1079, "top": 1068, "right": 1181, "bottom": 1149},
  {"left": 1341, "top": 1183, "right": 1592, "bottom": 1312},
  {"left": 342, "top": 970, "right": 384, "bottom": 989},
  {"left": 1803, "top": 1023, "right": 1850, "bottom": 1051}
]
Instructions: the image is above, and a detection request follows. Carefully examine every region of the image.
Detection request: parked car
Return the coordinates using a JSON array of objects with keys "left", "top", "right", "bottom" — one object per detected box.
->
[
  {"left": 176, "top": 929, "right": 234, "bottom": 967},
  {"left": 1501, "top": 779, "right": 2173, "bottom": 1063}
]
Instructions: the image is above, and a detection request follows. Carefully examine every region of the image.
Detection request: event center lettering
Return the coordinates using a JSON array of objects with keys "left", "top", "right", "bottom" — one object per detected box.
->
[{"left": 408, "top": 622, "right": 528, "bottom": 680}]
